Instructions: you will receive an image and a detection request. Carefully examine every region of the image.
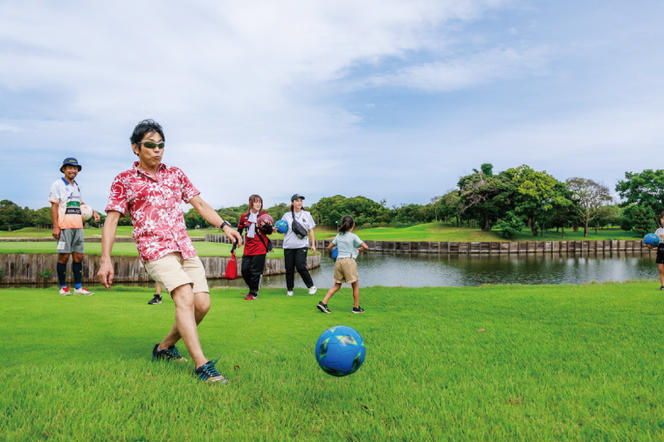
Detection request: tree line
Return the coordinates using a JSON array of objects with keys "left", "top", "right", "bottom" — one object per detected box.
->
[{"left": 3, "top": 164, "right": 664, "bottom": 236}]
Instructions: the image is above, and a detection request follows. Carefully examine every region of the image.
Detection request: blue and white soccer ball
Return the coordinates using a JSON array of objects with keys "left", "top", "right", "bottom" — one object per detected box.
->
[
  {"left": 275, "top": 219, "right": 288, "bottom": 234},
  {"left": 315, "top": 325, "right": 365, "bottom": 377},
  {"left": 644, "top": 233, "right": 659, "bottom": 247}
]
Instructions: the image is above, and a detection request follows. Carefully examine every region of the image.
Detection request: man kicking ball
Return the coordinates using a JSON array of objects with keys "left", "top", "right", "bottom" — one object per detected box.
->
[{"left": 97, "top": 119, "right": 242, "bottom": 384}]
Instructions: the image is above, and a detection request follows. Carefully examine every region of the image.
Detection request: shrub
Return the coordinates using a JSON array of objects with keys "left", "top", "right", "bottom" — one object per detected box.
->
[{"left": 495, "top": 212, "right": 526, "bottom": 239}]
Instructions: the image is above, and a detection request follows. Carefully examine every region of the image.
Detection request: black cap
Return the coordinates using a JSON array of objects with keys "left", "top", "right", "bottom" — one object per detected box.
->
[
  {"left": 60, "top": 157, "right": 82, "bottom": 172},
  {"left": 290, "top": 193, "right": 305, "bottom": 201}
]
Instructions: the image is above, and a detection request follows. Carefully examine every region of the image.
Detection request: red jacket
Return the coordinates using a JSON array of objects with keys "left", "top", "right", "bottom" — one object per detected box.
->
[{"left": 238, "top": 210, "right": 270, "bottom": 256}]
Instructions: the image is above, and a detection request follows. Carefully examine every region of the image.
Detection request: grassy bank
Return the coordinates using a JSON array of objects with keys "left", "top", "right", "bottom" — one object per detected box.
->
[{"left": 1, "top": 282, "right": 663, "bottom": 441}]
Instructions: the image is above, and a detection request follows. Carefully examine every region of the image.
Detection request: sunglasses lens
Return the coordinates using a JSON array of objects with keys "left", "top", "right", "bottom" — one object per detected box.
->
[{"left": 143, "top": 142, "right": 164, "bottom": 149}]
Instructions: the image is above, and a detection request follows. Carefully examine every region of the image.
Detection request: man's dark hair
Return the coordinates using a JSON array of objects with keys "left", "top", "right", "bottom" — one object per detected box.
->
[{"left": 130, "top": 119, "right": 165, "bottom": 145}]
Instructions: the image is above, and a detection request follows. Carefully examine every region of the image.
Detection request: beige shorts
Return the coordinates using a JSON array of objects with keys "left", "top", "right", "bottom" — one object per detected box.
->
[
  {"left": 333, "top": 257, "right": 359, "bottom": 284},
  {"left": 143, "top": 253, "right": 209, "bottom": 294}
]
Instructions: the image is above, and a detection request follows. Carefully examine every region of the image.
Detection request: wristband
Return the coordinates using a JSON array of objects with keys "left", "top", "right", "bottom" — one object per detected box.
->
[{"left": 220, "top": 221, "right": 232, "bottom": 230}]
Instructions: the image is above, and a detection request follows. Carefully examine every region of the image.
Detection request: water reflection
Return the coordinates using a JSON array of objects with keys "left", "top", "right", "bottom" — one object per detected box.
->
[{"left": 210, "top": 252, "right": 659, "bottom": 288}]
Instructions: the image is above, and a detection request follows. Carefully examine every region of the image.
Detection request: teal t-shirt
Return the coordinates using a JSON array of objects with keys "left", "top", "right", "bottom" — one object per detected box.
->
[{"left": 332, "top": 232, "right": 363, "bottom": 258}]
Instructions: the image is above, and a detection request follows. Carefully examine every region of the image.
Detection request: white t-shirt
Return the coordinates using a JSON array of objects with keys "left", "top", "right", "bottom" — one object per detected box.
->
[
  {"left": 48, "top": 178, "right": 84, "bottom": 229},
  {"left": 281, "top": 210, "right": 316, "bottom": 249},
  {"left": 656, "top": 227, "right": 664, "bottom": 242}
]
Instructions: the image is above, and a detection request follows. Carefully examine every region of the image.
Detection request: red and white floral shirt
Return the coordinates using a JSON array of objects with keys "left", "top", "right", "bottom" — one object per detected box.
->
[{"left": 105, "top": 162, "right": 200, "bottom": 262}]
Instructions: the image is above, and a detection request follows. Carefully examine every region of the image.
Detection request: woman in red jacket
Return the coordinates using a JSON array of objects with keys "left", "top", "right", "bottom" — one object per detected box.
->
[{"left": 237, "top": 194, "right": 273, "bottom": 300}]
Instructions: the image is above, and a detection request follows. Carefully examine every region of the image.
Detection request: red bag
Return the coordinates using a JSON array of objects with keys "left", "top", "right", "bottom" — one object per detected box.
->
[{"left": 223, "top": 241, "right": 238, "bottom": 280}]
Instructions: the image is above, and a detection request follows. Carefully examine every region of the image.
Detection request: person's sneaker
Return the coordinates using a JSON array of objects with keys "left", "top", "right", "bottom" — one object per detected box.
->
[
  {"left": 317, "top": 301, "right": 331, "bottom": 314},
  {"left": 287, "top": 291, "right": 293, "bottom": 296},
  {"left": 308, "top": 286, "right": 317, "bottom": 295},
  {"left": 660, "top": 286, "right": 664, "bottom": 291},
  {"left": 244, "top": 293, "right": 258, "bottom": 300},
  {"left": 152, "top": 344, "right": 187, "bottom": 363},
  {"left": 59, "top": 286, "right": 71, "bottom": 296},
  {"left": 148, "top": 294, "right": 162, "bottom": 305},
  {"left": 195, "top": 360, "right": 229, "bottom": 384},
  {"left": 74, "top": 287, "right": 95, "bottom": 296},
  {"left": 352, "top": 306, "right": 365, "bottom": 314}
]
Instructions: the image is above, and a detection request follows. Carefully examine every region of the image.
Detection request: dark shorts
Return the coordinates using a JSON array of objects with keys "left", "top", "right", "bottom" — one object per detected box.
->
[{"left": 657, "top": 246, "right": 664, "bottom": 264}]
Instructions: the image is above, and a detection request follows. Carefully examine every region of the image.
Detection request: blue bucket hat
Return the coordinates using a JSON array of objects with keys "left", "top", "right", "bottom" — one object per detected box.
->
[{"left": 60, "top": 157, "right": 82, "bottom": 173}]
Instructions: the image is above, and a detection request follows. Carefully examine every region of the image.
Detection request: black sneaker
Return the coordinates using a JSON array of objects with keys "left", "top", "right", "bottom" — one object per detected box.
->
[
  {"left": 660, "top": 286, "right": 664, "bottom": 291},
  {"left": 148, "top": 294, "right": 162, "bottom": 305},
  {"left": 352, "top": 306, "right": 365, "bottom": 314},
  {"left": 195, "top": 360, "right": 229, "bottom": 384},
  {"left": 317, "top": 302, "right": 331, "bottom": 314},
  {"left": 152, "top": 344, "right": 187, "bottom": 362}
]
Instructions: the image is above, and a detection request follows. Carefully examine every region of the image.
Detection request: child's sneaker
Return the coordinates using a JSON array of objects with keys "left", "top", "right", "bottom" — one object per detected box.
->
[
  {"left": 152, "top": 344, "right": 187, "bottom": 363},
  {"left": 317, "top": 302, "right": 331, "bottom": 314},
  {"left": 286, "top": 290, "right": 293, "bottom": 296},
  {"left": 308, "top": 286, "right": 317, "bottom": 295},
  {"left": 195, "top": 360, "right": 229, "bottom": 384},
  {"left": 352, "top": 306, "right": 365, "bottom": 314},
  {"left": 244, "top": 293, "right": 256, "bottom": 300},
  {"left": 59, "top": 286, "right": 71, "bottom": 296},
  {"left": 74, "top": 287, "right": 95, "bottom": 296},
  {"left": 148, "top": 294, "right": 162, "bottom": 304},
  {"left": 660, "top": 286, "right": 664, "bottom": 291}
]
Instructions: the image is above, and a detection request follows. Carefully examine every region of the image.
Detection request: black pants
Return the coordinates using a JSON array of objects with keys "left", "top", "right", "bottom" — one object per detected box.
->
[
  {"left": 284, "top": 247, "right": 313, "bottom": 291},
  {"left": 242, "top": 254, "right": 266, "bottom": 295}
]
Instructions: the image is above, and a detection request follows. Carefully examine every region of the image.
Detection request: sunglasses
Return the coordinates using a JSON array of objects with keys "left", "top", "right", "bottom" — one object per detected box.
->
[{"left": 140, "top": 141, "right": 165, "bottom": 149}]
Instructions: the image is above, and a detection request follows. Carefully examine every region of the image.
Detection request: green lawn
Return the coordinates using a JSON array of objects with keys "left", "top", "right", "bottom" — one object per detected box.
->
[
  {"left": 341, "top": 223, "right": 642, "bottom": 242},
  {"left": 1, "top": 282, "right": 663, "bottom": 441},
  {"left": 0, "top": 223, "right": 643, "bottom": 243},
  {"left": 0, "top": 241, "right": 286, "bottom": 258}
]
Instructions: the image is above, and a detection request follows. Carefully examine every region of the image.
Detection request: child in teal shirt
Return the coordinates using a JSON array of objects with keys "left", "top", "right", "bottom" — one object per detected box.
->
[{"left": 317, "top": 215, "right": 369, "bottom": 314}]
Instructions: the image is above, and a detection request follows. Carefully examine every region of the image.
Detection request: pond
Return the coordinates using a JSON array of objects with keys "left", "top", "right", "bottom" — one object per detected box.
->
[{"left": 207, "top": 252, "right": 661, "bottom": 289}]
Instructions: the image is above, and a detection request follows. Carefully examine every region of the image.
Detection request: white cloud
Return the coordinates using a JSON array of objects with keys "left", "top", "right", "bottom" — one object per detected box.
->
[{"left": 363, "top": 47, "right": 548, "bottom": 91}]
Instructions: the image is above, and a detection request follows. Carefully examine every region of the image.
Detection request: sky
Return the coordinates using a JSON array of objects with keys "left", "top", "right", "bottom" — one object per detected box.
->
[{"left": 1, "top": 0, "right": 663, "bottom": 211}]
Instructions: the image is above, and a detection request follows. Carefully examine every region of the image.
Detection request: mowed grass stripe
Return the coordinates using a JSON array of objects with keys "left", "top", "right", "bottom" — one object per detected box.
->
[{"left": 1, "top": 283, "right": 663, "bottom": 441}]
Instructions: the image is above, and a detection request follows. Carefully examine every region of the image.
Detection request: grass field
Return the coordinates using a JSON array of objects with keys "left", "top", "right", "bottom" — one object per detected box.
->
[
  {"left": 344, "top": 223, "right": 642, "bottom": 242},
  {"left": 1, "top": 224, "right": 641, "bottom": 243},
  {"left": 0, "top": 241, "right": 287, "bottom": 258},
  {"left": 2, "top": 282, "right": 663, "bottom": 441}
]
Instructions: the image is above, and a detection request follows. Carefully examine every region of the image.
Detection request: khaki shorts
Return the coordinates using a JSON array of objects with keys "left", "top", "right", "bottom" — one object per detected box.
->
[
  {"left": 144, "top": 253, "right": 209, "bottom": 294},
  {"left": 333, "top": 257, "right": 359, "bottom": 284}
]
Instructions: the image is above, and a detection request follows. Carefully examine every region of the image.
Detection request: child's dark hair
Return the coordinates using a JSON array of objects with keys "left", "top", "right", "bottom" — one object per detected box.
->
[
  {"left": 338, "top": 215, "right": 355, "bottom": 233},
  {"left": 660, "top": 211, "right": 664, "bottom": 219},
  {"left": 130, "top": 119, "right": 165, "bottom": 145}
]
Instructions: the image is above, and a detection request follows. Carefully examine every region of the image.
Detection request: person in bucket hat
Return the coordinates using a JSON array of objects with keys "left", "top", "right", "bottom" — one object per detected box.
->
[
  {"left": 60, "top": 157, "right": 82, "bottom": 172},
  {"left": 48, "top": 157, "right": 100, "bottom": 296}
]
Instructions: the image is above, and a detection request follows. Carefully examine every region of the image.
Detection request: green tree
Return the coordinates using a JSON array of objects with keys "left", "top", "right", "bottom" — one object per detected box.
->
[
  {"left": 457, "top": 164, "right": 506, "bottom": 231},
  {"left": 566, "top": 177, "right": 613, "bottom": 237},
  {"left": 616, "top": 169, "right": 664, "bottom": 227},
  {"left": 265, "top": 203, "right": 289, "bottom": 222},
  {"left": 184, "top": 207, "right": 206, "bottom": 229},
  {"left": 0, "top": 200, "right": 30, "bottom": 231},
  {"left": 438, "top": 190, "right": 461, "bottom": 226},
  {"left": 216, "top": 204, "right": 248, "bottom": 227},
  {"left": 31, "top": 206, "right": 53, "bottom": 228},
  {"left": 499, "top": 165, "right": 561, "bottom": 236},
  {"left": 310, "top": 195, "right": 390, "bottom": 227},
  {"left": 495, "top": 211, "right": 525, "bottom": 239}
]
